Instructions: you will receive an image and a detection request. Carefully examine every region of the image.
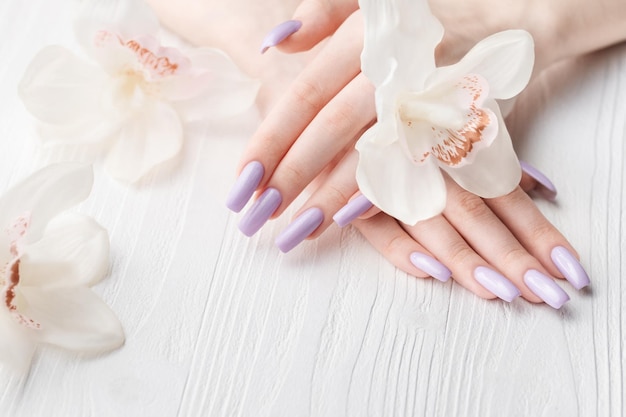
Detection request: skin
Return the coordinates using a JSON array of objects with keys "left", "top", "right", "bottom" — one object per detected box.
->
[{"left": 148, "top": 0, "right": 626, "bottom": 303}]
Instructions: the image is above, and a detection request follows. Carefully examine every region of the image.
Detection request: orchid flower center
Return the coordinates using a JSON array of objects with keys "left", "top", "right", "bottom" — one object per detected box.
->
[
  {"left": 95, "top": 30, "right": 190, "bottom": 101},
  {"left": 1, "top": 214, "right": 41, "bottom": 329},
  {"left": 396, "top": 74, "right": 495, "bottom": 167}
]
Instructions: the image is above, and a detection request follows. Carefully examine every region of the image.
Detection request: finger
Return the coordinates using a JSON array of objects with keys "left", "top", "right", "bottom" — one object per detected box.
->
[
  {"left": 520, "top": 161, "right": 557, "bottom": 200},
  {"left": 484, "top": 186, "right": 590, "bottom": 289},
  {"left": 267, "top": 73, "right": 375, "bottom": 217},
  {"left": 442, "top": 178, "right": 570, "bottom": 307},
  {"left": 228, "top": 13, "right": 363, "bottom": 213},
  {"left": 277, "top": 0, "right": 360, "bottom": 53},
  {"left": 274, "top": 150, "right": 359, "bottom": 252},
  {"left": 403, "top": 215, "right": 508, "bottom": 301},
  {"left": 333, "top": 192, "right": 379, "bottom": 227},
  {"left": 353, "top": 213, "right": 452, "bottom": 282}
]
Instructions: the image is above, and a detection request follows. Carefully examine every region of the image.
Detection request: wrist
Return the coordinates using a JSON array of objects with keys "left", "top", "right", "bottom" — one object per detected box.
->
[{"left": 534, "top": 0, "right": 626, "bottom": 69}]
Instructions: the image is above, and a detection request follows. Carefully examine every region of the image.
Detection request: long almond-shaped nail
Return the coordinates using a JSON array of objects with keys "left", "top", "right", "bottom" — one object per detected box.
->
[
  {"left": 409, "top": 252, "right": 452, "bottom": 282},
  {"left": 226, "top": 161, "right": 264, "bottom": 212},
  {"left": 523, "top": 269, "right": 570, "bottom": 309},
  {"left": 551, "top": 246, "right": 590, "bottom": 290},
  {"left": 333, "top": 194, "right": 374, "bottom": 227},
  {"left": 275, "top": 207, "right": 324, "bottom": 253},
  {"left": 238, "top": 188, "right": 282, "bottom": 237},
  {"left": 520, "top": 161, "right": 557, "bottom": 201},
  {"left": 474, "top": 266, "right": 521, "bottom": 302},
  {"left": 260, "top": 20, "right": 302, "bottom": 54}
]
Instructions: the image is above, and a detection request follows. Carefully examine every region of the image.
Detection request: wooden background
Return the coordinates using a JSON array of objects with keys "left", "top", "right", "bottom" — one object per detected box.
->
[{"left": 0, "top": 1, "right": 624, "bottom": 416}]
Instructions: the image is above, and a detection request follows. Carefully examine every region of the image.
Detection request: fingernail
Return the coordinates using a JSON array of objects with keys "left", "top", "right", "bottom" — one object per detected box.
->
[
  {"left": 260, "top": 20, "right": 302, "bottom": 54},
  {"left": 333, "top": 194, "right": 373, "bottom": 227},
  {"left": 523, "top": 269, "right": 570, "bottom": 309},
  {"left": 409, "top": 252, "right": 452, "bottom": 282},
  {"left": 238, "top": 188, "right": 282, "bottom": 237},
  {"left": 520, "top": 161, "right": 557, "bottom": 201},
  {"left": 551, "top": 246, "right": 591, "bottom": 290},
  {"left": 226, "top": 161, "right": 264, "bottom": 212},
  {"left": 473, "top": 266, "right": 521, "bottom": 302},
  {"left": 275, "top": 207, "right": 324, "bottom": 253}
]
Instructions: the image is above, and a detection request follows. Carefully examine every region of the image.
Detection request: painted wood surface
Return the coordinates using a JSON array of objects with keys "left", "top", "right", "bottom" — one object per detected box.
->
[{"left": 0, "top": 1, "right": 624, "bottom": 416}]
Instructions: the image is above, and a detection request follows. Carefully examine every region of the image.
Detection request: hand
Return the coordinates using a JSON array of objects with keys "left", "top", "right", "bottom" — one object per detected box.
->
[{"left": 221, "top": 0, "right": 626, "bottom": 235}]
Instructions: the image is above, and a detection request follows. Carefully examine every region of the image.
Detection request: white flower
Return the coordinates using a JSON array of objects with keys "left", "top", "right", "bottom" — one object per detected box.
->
[
  {"left": 356, "top": 0, "right": 535, "bottom": 225},
  {"left": 18, "top": 0, "right": 260, "bottom": 183},
  {"left": 0, "top": 163, "right": 123, "bottom": 372}
]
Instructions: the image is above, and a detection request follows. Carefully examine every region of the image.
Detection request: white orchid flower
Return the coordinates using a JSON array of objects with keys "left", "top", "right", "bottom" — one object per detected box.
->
[
  {"left": 356, "top": 0, "right": 535, "bottom": 225},
  {"left": 19, "top": 0, "right": 260, "bottom": 183},
  {"left": 0, "top": 163, "right": 123, "bottom": 372}
]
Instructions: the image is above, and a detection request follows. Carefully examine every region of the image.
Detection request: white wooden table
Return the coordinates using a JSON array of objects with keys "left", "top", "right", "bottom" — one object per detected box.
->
[{"left": 1, "top": 1, "right": 625, "bottom": 416}]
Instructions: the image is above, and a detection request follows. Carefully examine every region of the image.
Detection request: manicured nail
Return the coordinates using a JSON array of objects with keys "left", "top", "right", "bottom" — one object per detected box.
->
[
  {"left": 520, "top": 161, "right": 557, "bottom": 201},
  {"left": 238, "top": 188, "right": 282, "bottom": 237},
  {"left": 409, "top": 252, "right": 452, "bottom": 282},
  {"left": 473, "top": 266, "right": 521, "bottom": 302},
  {"left": 551, "top": 246, "right": 590, "bottom": 290},
  {"left": 523, "top": 269, "right": 570, "bottom": 309},
  {"left": 333, "top": 194, "right": 374, "bottom": 227},
  {"left": 226, "top": 161, "right": 264, "bottom": 212},
  {"left": 260, "top": 20, "right": 302, "bottom": 54},
  {"left": 275, "top": 207, "right": 324, "bottom": 253}
]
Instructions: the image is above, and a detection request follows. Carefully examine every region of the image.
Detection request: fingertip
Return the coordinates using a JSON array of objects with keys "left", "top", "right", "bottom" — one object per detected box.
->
[{"left": 274, "top": 0, "right": 359, "bottom": 53}]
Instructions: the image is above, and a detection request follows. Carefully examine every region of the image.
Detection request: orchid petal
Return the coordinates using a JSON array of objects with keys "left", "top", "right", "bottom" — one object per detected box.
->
[
  {"left": 0, "top": 163, "right": 93, "bottom": 243},
  {"left": 18, "top": 287, "right": 124, "bottom": 354},
  {"left": 104, "top": 101, "right": 183, "bottom": 182},
  {"left": 18, "top": 45, "right": 109, "bottom": 125},
  {"left": 359, "top": 0, "right": 443, "bottom": 91},
  {"left": 426, "top": 30, "right": 534, "bottom": 100},
  {"left": 441, "top": 100, "right": 521, "bottom": 197},
  {"left": 0, "top": 312, "right": 36, "bottom": 372},
  {"left": 166, "top": 48, "right": 260, "bottom": 121},
  {"left": 20, "top": 213, "right": 109, "bottom": 289},
  {"left": 356, "top": 127, "right": 446, "bottom": 225}
]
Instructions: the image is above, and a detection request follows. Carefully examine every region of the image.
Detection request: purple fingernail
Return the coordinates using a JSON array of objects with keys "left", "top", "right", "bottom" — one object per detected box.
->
[
  {"left": 409, "top": 252, "right": 452, "bottom": 282},
  {"left": 260, "top": 20, "right": 302, "bottom": 54},
  {"left": 238, "top": 188, "right": 282, "bottom": 237},
  {"left": 523, "top": 269, "right": 570, "bottom": 309},
  {"left": 520, "top": 161, "right": 557, "bottom": 201},
  {"left": 551, "top": 246, "right": 590, "bottom": 290},
  {"left": 474, "top": 266, "right": 521, "bottom": 302},
  {"left": 226, "top": 161, "right": 264, "bottom": 212},
  {"left": 333, "top": 194, "right": 373, "bottom": 227},
  {"left": 275, "top": 207, "right": 324, "bottom": 253}
]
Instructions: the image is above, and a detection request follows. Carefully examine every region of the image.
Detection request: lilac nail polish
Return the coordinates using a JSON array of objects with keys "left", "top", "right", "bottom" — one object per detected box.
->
[
  {"left": 260, "top": 20, "right": 302, "bottom": 54},
  {"left": 226, "top": 161, "right": 264, "bottom": 212},
  {"left": 409, "top": 252, "right": 452, "bottom": 282},
  {"left": 520, "top": 161, "right": 557, "bottom": 201},
  {"left": 551, "top": 246, "right": 590, "bottom": 290},
  {"left": 275, "top": 207, "right": 324, "bottom": 253},
  {"left": 333, "top": 194, "right": 374, "bottom": 227},
  {"left": 474, "top": 266, "right": 521, "bottom": 302},
  {"left": 238, "top": 188, "right": 282, "bottom": 237},
  {"left": 523, "top": 269, "right": 570, "bottom": 309}
]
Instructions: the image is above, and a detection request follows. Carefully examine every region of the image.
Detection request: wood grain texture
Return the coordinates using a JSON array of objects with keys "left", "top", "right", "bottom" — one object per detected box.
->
[{"left": 0, "top": 1, "right": 625, "bottom": 416}]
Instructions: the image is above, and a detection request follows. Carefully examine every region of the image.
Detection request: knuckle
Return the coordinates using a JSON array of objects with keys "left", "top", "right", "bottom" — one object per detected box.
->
[
  {"left": 500, "top": 246, "right": 530, "bottom": 269},
  {"left": 454, "top": 191, "right": 490, "bottom": 220},
  {"left": 383, "top": 233, "right": 407, "bottom": 256},
  {"left": 527, "top": 219, "right": 559, "bottom": 243},
  {"left": 323, "top": 101, "right": 356, "bottom": 134},
  {"left": 291, "top": 78, "right": 325, "bottom": 112},
  {"left": 447, "top": 242, "right": 476, "bottom": 266},
  {"left": 324, "top": 183, "right": 352, "bottom": 208},
  {"left": 278, "top": 162, "right": 307, "bottom": 189}
]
